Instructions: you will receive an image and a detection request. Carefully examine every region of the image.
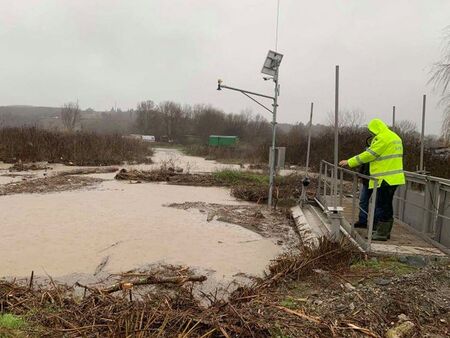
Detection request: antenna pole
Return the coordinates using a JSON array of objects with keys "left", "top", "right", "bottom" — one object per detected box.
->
[{"left": 275, "top": 0, "right": 280, "bottom": 51}]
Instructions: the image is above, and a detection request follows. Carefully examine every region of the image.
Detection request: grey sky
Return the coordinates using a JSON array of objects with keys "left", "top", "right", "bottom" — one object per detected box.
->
[{"left": 0, "top": 0, "right": 449, "bottom": 135}]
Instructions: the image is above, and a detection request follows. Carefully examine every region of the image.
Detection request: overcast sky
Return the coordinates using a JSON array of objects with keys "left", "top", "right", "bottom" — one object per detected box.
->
[{"left": 0, "top": 0, "right": 449, "bottom": 135}]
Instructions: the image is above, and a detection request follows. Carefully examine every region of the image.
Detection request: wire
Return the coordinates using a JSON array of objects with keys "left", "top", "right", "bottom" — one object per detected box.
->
[{"left": 275, "top": 0, "right": 280, "bottom": 52}]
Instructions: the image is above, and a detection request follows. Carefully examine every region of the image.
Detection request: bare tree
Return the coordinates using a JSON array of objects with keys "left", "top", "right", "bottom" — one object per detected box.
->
[
  {"left": 327, "top": 109, "right": 365, "bottom": 130},
  {"left": 61, "top": 102, "right": 81, "bottom": 131},
  {"left": 159, "top": 101, "right": 184, "bottom": 141},
  {"left": 395, "top": 120, "right": 418, "bottom": 135},
  {"left": 429, "top": 25, "right": 450, "bottom": 145}
]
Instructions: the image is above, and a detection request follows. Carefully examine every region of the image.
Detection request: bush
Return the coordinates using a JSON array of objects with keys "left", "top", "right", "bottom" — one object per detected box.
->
[{"left": 0, "top": 127, "right": 153, "bottom": 166}]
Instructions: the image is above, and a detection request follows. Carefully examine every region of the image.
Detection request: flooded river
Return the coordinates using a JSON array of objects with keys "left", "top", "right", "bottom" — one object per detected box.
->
[{"left": 0, "top": 149, "right": 282, "bottom": 288}]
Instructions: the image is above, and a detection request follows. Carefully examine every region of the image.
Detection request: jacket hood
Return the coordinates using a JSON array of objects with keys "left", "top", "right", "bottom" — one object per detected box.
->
[{"left": 368, "top": 118, "right": 388, "bottom": 135}]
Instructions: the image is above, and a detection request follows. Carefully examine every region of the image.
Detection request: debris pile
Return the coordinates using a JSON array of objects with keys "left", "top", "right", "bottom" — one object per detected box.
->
[
  {"left": 1, "top": 240, "right": 448, "bottom": 337},
  {"left": 0, "top": 175, "right": 102, "bottom": 195},
  {"left": 115, "top": 168, "right": 226, "bottom": 186},
  {"left": 56, "top": 166, "right": 119, "bottom": 176},
  {"left": 8, "top": 162, "right": 52, "bottom": 172}
]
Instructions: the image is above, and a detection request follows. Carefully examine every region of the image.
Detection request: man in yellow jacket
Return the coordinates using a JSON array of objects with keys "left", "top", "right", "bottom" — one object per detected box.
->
[{"left": 339, "top": 118, "right": 405, "bottom": 241}]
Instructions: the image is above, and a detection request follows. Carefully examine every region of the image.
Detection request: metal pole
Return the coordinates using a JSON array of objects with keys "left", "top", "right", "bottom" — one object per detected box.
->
[
  {"left": 268, "top": 67, "right": 279, "bottom": 207},
  {"left": 392, "top": 105, "right": 396, "bottom": 128},
  {"left": 351, "top": 174, "right": 357, "bottom": 228},
  {"left": 305, "top": 102, "right": 313, "bottom": 174},
  {"left": 367, "top": 180, "right": 378, "bottom": 251},
  {"left": 333, "top": 65, "right": 339, "bottom": 210},
  {"left": 420, "top": 94, "right": 426, "bottom": 172},
  {"left": 317, "top": 161, "right": 323, "bottom": 198},
  {"left": 300, "top": 102, "right": 314, "bottom": 204}
]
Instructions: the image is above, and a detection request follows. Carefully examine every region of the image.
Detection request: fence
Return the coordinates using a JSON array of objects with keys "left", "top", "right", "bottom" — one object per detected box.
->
[
  {"left": 315, "top": 160, "right": 450, "bottom": 253},
  {"left": 394, "top": 172, "right": 450, "bottom": 251}
]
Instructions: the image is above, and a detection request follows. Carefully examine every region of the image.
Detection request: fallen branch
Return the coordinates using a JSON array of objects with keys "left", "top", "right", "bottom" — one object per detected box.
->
[
  {"left": 276, "top": 306, "right": 322, "bottom": 324},
  {"left": 57, "top": 167, "right": 119, "bottom": 176},
  {"left": 101, "top": 275, "right": 207, "bottom": 294},
  {"left": 345, "top": 322, "right": 379, "bottom": 338}
]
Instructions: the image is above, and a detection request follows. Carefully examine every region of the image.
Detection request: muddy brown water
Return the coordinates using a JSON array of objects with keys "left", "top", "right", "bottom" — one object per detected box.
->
[{"left": 0, "top": 149, "right": 283, "bottom": 289}]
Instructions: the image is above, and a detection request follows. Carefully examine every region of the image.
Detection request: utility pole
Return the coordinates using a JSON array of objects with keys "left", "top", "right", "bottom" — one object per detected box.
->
[
  {"left": 217, "top": 50, "right": 283, "bottom": 208},
  {"left": 268, "top": 65, "right": 279, "bottom": 207},
  {"left": 420, "top": 94, "right": 426, "bottom": 172}
]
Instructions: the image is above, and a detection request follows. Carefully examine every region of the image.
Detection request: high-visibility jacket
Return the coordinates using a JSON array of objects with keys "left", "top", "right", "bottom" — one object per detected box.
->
[{"left": 348, "top": 118, "right": 405, "bottom": 189}]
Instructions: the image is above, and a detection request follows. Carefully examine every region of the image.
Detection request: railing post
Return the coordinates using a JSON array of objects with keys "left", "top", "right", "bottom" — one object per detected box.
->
[
  {"left": 430, "top": 181, "right": 441, "bottom": 239},
  {"left": 351, "top": 174, "right": 358, "bottom": 229},
  {"left": 339, "top": 169, "right": 344, "bottom": 206},
  {"left": 400, "top": 181, "right": 408, "bottom": 222},
  {"left": 367, "top": 180, "right": 378, "bottom": 251},
  {"left": 421, "top": 179, "right": 431, "bottom": 233},
  {"left": 324, "top": 163, "right": 328, "bottom": 199},
  {"left": 317, "top": 161, "right": 323, "bottom": 199}
]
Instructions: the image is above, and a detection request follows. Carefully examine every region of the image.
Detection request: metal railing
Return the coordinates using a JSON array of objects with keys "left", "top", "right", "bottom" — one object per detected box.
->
[
  {"left": 316, "top": 160, "right": 379, "bottom": 251},
  {"left": 315, "top": 160, "right": 450, "bottom": 253},
  {"left": 394, "top": 172, "right": 450, "bottom": 252}
]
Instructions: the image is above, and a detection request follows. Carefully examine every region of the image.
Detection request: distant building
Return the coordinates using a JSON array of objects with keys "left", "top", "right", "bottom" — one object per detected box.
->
[
  {"left": 208, "top": 135, "right": 238, "bottom": 147},
  {"left": 430, "top": 146, "right": 450, "bottom": 159},
  {"left": 128, "top": 134, "right": 156, "bottom": 142}
]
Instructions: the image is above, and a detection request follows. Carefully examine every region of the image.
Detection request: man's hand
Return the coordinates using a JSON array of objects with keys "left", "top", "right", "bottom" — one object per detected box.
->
[{"left": 339, "top": 160, "right": 348, "bottom": 167}]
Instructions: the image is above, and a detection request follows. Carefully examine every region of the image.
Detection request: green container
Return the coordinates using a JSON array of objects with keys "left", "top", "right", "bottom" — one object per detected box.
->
[{"left": 208, "top": 135, "right": 238, "bottom": 147}]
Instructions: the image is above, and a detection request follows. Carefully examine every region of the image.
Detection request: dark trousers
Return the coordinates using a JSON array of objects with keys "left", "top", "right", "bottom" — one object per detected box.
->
[
  {"left": 376, "top": 181, "right": 398, "bottom": 222},
  {"left": 358, "top": 184, "right": 380, "bottom": 225},
  {"left": 358, "top": 181, "right": 397, "bottom": 224}
]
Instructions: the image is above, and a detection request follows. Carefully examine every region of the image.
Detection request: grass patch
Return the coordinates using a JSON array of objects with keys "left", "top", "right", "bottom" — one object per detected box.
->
[
  {"left": 0, "top": 314, "right": 25, "bottom": 330},
  {"left": 351, "top": 258, "right": 417, "bottom": 275},
  {"left": 212, "top": 169, "right": 268, "bottom": 185}
]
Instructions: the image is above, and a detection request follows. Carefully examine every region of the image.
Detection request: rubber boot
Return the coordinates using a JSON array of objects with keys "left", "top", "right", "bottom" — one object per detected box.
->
[
  {"left": 371, "top": 221, "right": 391, "bottom": 241},
  {"left": 386, "top": 219, "right": 394, "bottom": 240}
]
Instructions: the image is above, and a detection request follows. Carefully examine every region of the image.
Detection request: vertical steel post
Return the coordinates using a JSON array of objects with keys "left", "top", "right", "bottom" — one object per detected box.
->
[
  {"left": 400, "top": 182, "right": 408, "bottom": 221},
  {"left": 420, "top": 94, "right": 426, "bottom": 172},
  {"left": 333, "top": 65, "right": 339, "bottom": 210},
  {"left": 351, "top": 174, "right": 357, "bottom": 228},
  {"left": 324, "top": 163, "right": 328, "bottom": 198},
  {"left": 431, "top": 182, "right": 441, "bottom": 239},
  {"left": 317, "top": 161, "right": 323, "bottom": 198},
  {"left": 268, "top": 66, "right": 279, "bottom": 207},
  {"left": 367, "top": 180, "right": 378, "bottom": 251},
  {"left": 339, "top": 169, "right": 344, "bottom": 205},
  {"left": 301, "top": 102, "right": 314, "bottom": 203},
  {"left": 392, "top": 105, "right": 396, "bottom": 128},
  {"left": 305, "top": 102, "right": 313, "bottom": 173},
  {"left": 421, "top": 179, "right": 431, "bottom": 234}
]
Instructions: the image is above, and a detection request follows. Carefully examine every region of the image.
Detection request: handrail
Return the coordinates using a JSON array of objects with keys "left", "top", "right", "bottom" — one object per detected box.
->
[
  {"left": 318, "top": 159, "right": 450, "bottom": 252},
  {"left": 321, "top": 160, "right": 450, "bottom": 186},
  {"left": 320, "top": 160, "right": 377, "bottom": 181}
]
